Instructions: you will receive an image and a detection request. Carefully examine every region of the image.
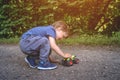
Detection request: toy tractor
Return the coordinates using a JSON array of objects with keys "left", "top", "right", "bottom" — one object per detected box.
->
[{"left": 62, "top": 55, "right": 79, "bottom": 66}]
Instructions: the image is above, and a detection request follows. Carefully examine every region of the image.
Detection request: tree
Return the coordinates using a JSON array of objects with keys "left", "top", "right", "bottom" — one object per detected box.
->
[{"left": 0, "top": 0, "right": 120, "bottom": 38}]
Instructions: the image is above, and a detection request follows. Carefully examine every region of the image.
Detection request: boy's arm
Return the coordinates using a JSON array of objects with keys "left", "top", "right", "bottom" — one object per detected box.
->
[{"left": 48, "top": 36, "right": 71, "bottom": 58}]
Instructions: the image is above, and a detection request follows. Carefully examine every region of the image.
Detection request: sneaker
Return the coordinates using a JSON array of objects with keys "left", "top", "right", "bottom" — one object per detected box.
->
[
  {"left": 37, "top": 61, "right": 57, "bottom": 70},
  {"left": 25, "top": 56, "right": 37, "bottom": 68}
]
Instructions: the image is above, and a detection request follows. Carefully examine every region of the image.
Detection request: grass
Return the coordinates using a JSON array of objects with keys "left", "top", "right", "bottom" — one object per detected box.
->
[
  {"left": 0, "top": 32, "right": 120, "bottom": 46},
  {"left": 58, "top": 33, "right": 120, "bottom": 46},
  {"left": 0, "top": 37, "right": 20, "bottom": 44}
]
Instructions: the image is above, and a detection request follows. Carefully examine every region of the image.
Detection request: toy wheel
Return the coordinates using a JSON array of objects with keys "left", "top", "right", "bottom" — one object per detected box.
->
[
  {"left": 73, "top": 58, "right": 79, "bottom": 64},
  {"left": 68, "top": 60, "right": 73, "bottom": 66},
  {"left": 61, "top": 58, "right": 73, "bottom": 66}
]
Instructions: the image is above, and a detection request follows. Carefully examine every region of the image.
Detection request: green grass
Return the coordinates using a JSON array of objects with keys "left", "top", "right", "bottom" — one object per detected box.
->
[
  {"left": 0, "top": 32, "right": 120, "bottom": 46},
  {"left": 58, "top": 33, "right": 120, "bottom": 46},
  {"left": 0, "top": 37, "right": 20, "bottom": 44}
]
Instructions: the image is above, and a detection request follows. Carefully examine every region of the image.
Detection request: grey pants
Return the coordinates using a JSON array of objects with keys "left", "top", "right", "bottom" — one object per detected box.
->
[{"left": 19, "top": 35, "right": 50, "bottom": 62}]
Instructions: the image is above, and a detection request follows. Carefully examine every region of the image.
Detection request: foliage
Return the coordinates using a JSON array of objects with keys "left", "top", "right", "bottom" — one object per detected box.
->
[{"left": 0, "top": 0, "right": 120, "bottom": 38}]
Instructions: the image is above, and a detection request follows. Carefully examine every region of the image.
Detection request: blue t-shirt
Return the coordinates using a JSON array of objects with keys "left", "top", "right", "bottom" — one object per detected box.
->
[{"left": 21, "top": 25, "right": 56, "bottom": 39}]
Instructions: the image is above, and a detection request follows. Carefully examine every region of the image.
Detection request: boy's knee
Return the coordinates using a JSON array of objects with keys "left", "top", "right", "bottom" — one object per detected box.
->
[
  {"left": 41, "top": 37, "right": 49, "bottom": 44},
  {"left": 40, "top": 37, "right": 50, "bottom": 49}
]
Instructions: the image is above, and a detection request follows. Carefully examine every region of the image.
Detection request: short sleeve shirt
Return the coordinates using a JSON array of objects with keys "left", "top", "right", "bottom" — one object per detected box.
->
[{"left": 21, "top": 25, "right": 56, "bottom": 39}]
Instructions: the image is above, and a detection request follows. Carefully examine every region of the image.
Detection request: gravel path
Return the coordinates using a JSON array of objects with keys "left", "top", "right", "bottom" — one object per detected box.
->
[{"left": 0, "top": 45, "right": 120, "bottom": 80}]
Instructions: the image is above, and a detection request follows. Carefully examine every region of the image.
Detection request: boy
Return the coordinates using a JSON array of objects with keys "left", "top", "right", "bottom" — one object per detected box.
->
[{"left": 19, "top": 21, "right": 72, "bottom": 70}]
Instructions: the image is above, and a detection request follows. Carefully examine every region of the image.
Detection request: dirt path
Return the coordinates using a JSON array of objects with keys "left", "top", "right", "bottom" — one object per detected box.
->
[{"left": 0, "top": 45, "right": 120, "bottom": 80}]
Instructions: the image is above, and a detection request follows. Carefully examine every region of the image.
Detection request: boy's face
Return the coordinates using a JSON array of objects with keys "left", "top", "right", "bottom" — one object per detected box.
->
[{"left": 56, "top": 28, "right": 68, "bottom": 40}]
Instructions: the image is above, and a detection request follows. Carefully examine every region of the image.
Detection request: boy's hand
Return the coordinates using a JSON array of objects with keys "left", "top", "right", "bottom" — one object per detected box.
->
[{"left": 64, "top": 53, "right": 72, "bottom": 58}]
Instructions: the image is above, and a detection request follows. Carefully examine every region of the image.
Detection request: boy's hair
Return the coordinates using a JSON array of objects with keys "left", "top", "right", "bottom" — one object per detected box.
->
[{"left": 52, "top": 20, "right": 69, "bottom": 35}]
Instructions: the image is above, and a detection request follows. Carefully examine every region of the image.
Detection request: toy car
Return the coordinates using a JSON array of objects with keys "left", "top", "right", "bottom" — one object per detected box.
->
[
  {"left": 71, "top": 55, "right": 79, "bottom": 64},
  {"left": 62, "top": 55, "right": 79, "bottom": 66},
  {"left": 62, "top": 58, "right": 73, "bottom": 66}
]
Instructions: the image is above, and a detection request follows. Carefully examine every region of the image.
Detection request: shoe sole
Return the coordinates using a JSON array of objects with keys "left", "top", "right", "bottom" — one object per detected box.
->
[
  {"left": 24, "top": 57, "right": 36, "bottom": 68},
  {"left": 37, "top": 66, "right": 57, "bottom": 70}
]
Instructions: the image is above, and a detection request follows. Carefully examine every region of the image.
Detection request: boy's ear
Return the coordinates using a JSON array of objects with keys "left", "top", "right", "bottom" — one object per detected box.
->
[{"left": 56, "top": 27, "right": 62, "bottom": 31}]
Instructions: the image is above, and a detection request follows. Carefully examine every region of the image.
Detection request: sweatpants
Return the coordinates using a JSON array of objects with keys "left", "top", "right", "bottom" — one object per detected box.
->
[{"left": 19, "top": 35, "right": 51, "bottom": 62}]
